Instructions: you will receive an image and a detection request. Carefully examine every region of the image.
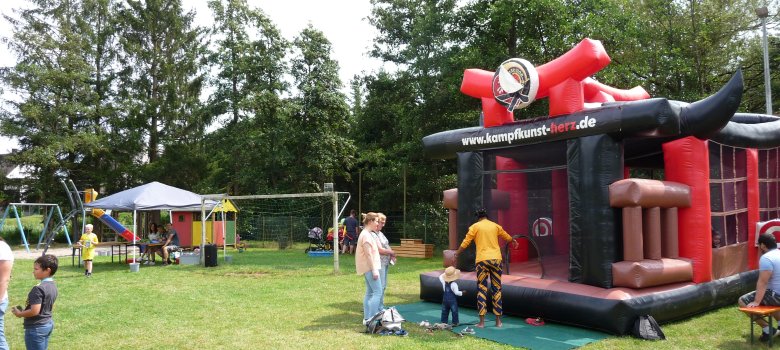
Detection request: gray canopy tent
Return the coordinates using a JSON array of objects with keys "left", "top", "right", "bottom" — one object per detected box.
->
[{"left": 84, "top": 181, "right": 217, "bottom": 267}]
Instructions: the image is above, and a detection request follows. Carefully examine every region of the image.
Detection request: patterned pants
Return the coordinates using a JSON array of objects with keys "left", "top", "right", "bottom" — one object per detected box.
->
[{"left": 476, "top": 259, "right": 503, "bottom": 316}]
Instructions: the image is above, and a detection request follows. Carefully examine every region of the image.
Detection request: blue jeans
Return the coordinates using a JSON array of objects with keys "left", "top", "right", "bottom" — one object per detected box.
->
[
  {"left": 363, "top": 271, "right": 383, "bottom": 320},
  {"left": 0, "top": 298, "right": 7, "bottom": 350},
  {"left": 441, "top": 292, "right": 459, "bottom": 324},
  {"left": 24, "top": 321, "right": 53, "bottom": 350},
  {"left": 379, "top": 264, "right": 389, "bottom": 308}
]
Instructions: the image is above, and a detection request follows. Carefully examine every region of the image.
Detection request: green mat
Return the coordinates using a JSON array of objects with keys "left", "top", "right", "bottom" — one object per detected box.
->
[{"left": 394, "top": 302, "right": 608, "bottom": 350}]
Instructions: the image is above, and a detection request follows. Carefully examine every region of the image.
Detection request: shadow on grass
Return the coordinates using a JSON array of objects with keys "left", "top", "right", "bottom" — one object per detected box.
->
[
  {"left": 717, "top": 339, "right": 758, "bottom": 349},
  {"left": 300, "top": 295, "right": 434, "bottom": 334},
  {"left": 301, "top": 300, "right": 469, "bottom": 347},
  {"left": 300, "top": 310, "right": 363, "bottom": 332},
  {"left": 63, "top": 261, "right": 135, "bottom": 273}
]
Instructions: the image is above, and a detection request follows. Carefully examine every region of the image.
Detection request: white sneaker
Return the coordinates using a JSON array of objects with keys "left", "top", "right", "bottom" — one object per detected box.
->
[
  {"left": 362, "top": 319, "right": 368, "bottom": 326},
  {"left": 461, "top": 326, "right": 475, "bottom": 335}
]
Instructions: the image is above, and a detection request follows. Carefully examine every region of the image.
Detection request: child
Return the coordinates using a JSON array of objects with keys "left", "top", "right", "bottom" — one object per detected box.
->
[
  {"left": 12, "top": 254, "right": 58, "bottom": 350},
  {"left": 439, "top": 266, "right": 465, "bottom": 326},
  {"left": 78, "top": 224, "right": 99, "bottom": 277}
]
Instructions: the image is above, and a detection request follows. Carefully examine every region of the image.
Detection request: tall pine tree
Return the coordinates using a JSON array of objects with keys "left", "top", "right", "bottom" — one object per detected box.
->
[
  {"left": 289, "top": 26, "right": 355, "bottom": 192},
  {"left": 117, "top": 0, "right": 208, "bottom": 188}
]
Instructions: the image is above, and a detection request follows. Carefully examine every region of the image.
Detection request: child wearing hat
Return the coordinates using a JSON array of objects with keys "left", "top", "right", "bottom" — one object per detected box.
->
[{"left": 439, "top": 266, "right": 465, "bottom": 325}]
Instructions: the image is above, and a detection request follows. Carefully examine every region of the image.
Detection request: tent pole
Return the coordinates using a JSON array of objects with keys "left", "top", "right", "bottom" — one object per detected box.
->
[
  {"left": 222, "top": 201, "right": 227, "bottom": 261},
  {"left": 201, "top": 198, "right": 206, "bottom": 266},
  {"left": 133, "top": 210, "right": 137, "bottom": 262},
  {"left": 333, "top": 191, "right": 339, "bottom": 274}
]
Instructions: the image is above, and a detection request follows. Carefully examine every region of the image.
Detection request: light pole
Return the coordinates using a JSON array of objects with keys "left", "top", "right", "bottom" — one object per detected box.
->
[{"left": 757, "top": 6, "right": 772, "bottom": 115}]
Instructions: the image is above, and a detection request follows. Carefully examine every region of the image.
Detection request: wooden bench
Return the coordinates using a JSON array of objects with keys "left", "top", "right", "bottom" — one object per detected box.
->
[
  {"left": 71, "top": 241, "right": 141, "bottom": 265},
  {"left": 390, "top": 239, "right": 433, "bottom": 258},
  {"left": 71, "top": 241, "right": 116, "bottom": 266},
  {"left": 739, "top": 305, "right": 780, "bottom": 346}
]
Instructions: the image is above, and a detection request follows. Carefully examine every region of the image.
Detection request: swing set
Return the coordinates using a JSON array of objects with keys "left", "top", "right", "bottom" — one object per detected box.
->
[{"left": 0, "top": 179, "right": 80, "bottom": 252}]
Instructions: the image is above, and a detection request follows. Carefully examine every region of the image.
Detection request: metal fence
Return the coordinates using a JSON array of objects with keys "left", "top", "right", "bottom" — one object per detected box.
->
[{"left": 239, "top": 212, "right": 449, "bottom": 249}]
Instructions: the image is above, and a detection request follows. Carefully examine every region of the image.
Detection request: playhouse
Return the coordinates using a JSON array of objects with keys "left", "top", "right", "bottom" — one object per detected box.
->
[
  {"left": 420, "top": 38, "right": 780, "bottom": 334},
  {"left": 171, "top": 199, "right": 238, "bottom": 247}
]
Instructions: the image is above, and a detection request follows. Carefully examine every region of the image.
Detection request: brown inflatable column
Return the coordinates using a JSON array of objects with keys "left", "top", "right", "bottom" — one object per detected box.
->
[
  {"left": 448, "top": 209, "right": 458, "bottom": 250},
  {"left": 642, "top": 207, "right": 662, "bottom": 259},
  {"left": 623, "top": 206, "right": 643, "bottom": 261},
  {"left": 443, "top": 189, "right": 459, "bottom": 250},
  {"left": 661, "top": 207, "right": 679, "bottom": 258}
]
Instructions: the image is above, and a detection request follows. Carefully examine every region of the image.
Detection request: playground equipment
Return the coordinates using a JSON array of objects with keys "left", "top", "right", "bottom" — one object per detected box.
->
[
  {"left": 0, "top": 179, "right": 78, "bottom": 253},
  {"left": 0, "top": 203, "right": 73, "bottom": 253},
  {"left": 90, "top": 208, "right": 138, "bottom": 242}
]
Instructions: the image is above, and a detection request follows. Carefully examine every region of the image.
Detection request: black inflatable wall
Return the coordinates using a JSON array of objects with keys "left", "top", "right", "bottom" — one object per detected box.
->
[
  {"left": 419, "top": 270, "right": 756, "bottom": 335},
  {"left": 711, "top": 113, "right": 780, "bottom": 149},
  {"left": 456, "top": 152, "right": 482, "bottom": 272},
  {"left": 567, "top": 135, "right": 623, "bottom": 287}
]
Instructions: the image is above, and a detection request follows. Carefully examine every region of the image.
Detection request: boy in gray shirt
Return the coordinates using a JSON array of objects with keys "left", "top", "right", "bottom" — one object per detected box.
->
[{"left": 12, "top": 254, "right": 58, "bottom": 350}]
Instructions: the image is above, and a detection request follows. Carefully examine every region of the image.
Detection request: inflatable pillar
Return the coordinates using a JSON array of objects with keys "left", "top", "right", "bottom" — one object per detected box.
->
[
  {"left": 747, "top": 149, "right": 759, "bottom": 269},
  {"left": 443, "top": 189, "right": 459, "bottom": 250},
  {"left": 567, "top": 134, "right": 623, "bottom": 287},
  {"left": 663, "top": 137, "right": 712, "bottom": 283},
  {"left": 496, "top": 157, "right": 529, "bottom": 262},
  {"left": 456, "top": 152, "right": 483, "bottom": 272},
  {"left": 552, "top": 168, "right": 570, "bottom": 256}
]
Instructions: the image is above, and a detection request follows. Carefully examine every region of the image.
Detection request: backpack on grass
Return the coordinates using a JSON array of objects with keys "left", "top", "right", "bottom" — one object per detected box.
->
[
  {"left": 366, "top": 307, "right": 406, "bottom": 334},
  {"left": 632, "top": 314, "right": 665, "bottom": 340}
]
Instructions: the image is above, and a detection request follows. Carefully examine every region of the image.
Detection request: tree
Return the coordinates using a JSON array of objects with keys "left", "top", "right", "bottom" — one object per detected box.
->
[
  {"left": 591, "top": 0, "right": 771, "bottom": 103},
  {"left": 204, "top": 0, "right": 290, "bottom": 195},
  {"left": 363, "top": 0, "right": 468, "bottom": 215},
  {"left": 117, "top": 0, "right": 208, "bottom": 173},
  {"left": 207, "top": 0, "right": 287, "bottom": 125},
  {"left": 0, "top": 0, "right": 125, "bottom": 201},
  {"left": 288, "top": 25, "right": 355, "bottom": 192}
]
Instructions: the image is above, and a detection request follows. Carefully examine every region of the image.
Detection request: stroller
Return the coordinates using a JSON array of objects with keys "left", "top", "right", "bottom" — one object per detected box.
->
[{"left": 305, "top": 227, "right": 326, "bottom": 253}]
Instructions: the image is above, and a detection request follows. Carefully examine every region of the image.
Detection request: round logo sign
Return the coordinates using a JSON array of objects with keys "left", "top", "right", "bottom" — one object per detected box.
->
[
  {"left": 532, "top": 217, "right": 552, "bottom": 237},
  {"left": 492, "top": 58, "right": 539, "bottom": 111}
]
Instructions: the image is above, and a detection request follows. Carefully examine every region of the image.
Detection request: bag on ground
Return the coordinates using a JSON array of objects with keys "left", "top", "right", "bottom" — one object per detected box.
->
[
  {"left": 632, "top": 314, "right": 665, "bottom": 340},
  {"left": 366, "top": 307, "right": 406, "bottom": 334}
]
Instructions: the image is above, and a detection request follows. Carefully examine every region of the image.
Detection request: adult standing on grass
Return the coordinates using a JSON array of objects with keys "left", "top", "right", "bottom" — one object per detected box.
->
[
  {"left": 739, "top": 232, "right": 780, "bottom": 342},
  {"left": 356, "top": 212, "right": 382, "bottom": 325},
  {"left": 161, "top": 223, "right": 180, "bottom": 266},
  {"left": 375, "top": 213, "right": 396, "bottom": 309},
  {"left": 343, "top": 209, "right": 359, "bottom": 255},
  {"left": 0, "top": 237, "right": 13, "bottom": 350},
  {"left": 77, "top": 224, "right": 98, "bottom": 277},
  {"left": 455, "top": 208, "right": 517, "bottom": 328}
]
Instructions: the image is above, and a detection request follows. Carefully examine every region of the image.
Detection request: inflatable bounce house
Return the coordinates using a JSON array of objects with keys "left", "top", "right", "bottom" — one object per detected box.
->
[{"left": 419, "top": 38, "right": 780, "bottom": 334}]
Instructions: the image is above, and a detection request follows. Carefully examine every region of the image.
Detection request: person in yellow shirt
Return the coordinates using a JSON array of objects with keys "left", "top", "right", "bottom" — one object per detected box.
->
[
  {"left": 77, "top": 224, "right": 99, "bottom": 277},
  {"left": 456, "top": 208, "right": 517, "bottom": 328}
]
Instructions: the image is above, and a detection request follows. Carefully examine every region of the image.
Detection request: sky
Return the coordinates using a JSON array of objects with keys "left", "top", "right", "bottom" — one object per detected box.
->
[{"left": 0, "top": 0, "right": 385, "bottom": 153}]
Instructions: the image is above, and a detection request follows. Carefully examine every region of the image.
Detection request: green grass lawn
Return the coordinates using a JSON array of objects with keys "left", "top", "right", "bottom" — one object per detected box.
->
[{"left": 0, "top": 243, "right": 764, "bottom": 349}]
